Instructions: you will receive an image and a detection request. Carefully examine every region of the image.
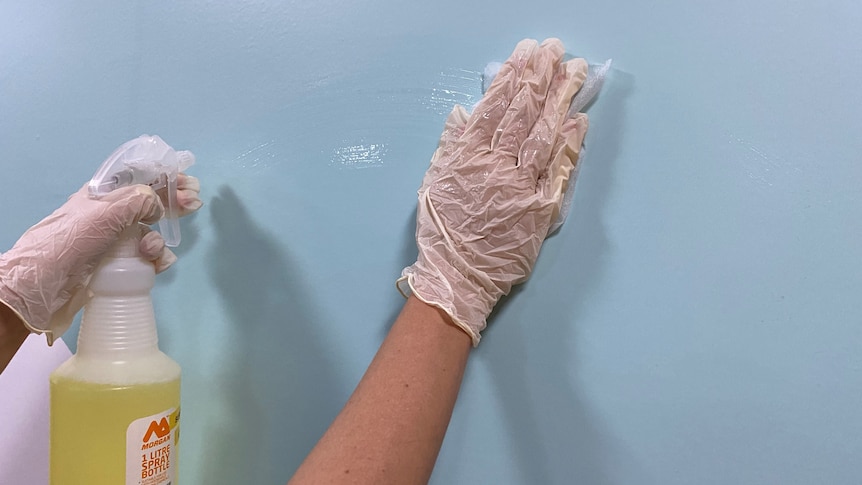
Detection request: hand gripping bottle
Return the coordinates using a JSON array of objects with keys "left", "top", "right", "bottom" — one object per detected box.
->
[{"left": 49, "top": 135, "right": 194, "bottom": 485}]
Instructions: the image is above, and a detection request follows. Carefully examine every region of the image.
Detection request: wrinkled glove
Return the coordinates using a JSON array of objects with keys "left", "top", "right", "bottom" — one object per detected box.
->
[
  {"left": 0, "top": 174, "right": 201, "bottom": 345},
  {"left": 398, "top": 38, "right": 589, "bottom": 345}
]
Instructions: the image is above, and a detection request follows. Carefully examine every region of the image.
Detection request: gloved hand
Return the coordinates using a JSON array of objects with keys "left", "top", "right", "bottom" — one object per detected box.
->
[
  {"left": 0, "top": 174, "right": 201, "bottom": 345},
  {"left": 398, "top": 38, "right": 589, "bottom": 345}
]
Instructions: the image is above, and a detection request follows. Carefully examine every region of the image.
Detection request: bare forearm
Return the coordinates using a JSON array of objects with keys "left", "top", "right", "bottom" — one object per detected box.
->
[
  {"left": 0, "top": 302, "right": 29, "bottom": 373},
  {"left": 289, "top": 295, "right": 472, "bottom": 485}
]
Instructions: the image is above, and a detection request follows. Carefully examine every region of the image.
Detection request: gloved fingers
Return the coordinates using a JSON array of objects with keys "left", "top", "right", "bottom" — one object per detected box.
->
[
  {"left": 462, "top": 39, "right": 538, "bottom": 150},
  {"left": 177, "top": 172, "right": 201, "bottom": 193},
  {"left": 177, "top": 188, "right": 203, "bottom": 217},
  {"left": 177, "top": 174, "right": 202, "bottom": 217},
  {"left": 139, "top": 227, "right": 178, "bottom": 274},
  {"left": 437, "top": 104, "right": 470, "bottom": 160},
  {"left": 422, "top": 104, "right": 470, "bottom": 189},
  {"left": 518, "top": 57, "right": 588, "bottom": 184},
  {"left": 99, "top": 184, "right": 165, "bottom": 227},
  {"left": 154, "top": 247, "right": 178, "bottom": 274},
  {"left": 139, "top": 227, "right": 166, "bottom": 260},
  {"left": 154, "top": 173, "right": 203, "bottom": 217},
  {"left": 490, "top": 38, "right": 565, "bottom": 159},
  {"left": 539, "top": 113, "right": 588, "bottom": 220},
  {"left": 420, "top": 105, "right": 470, "bottom": 194}
]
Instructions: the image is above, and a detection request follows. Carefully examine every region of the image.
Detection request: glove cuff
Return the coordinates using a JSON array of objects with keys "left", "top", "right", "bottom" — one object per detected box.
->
[
  {"left": 396, "top": 273, "right": 480, "bottom": 346},
  {"left": 397, "top": 251, "right": 501, "bottom": 347},
  {"left": 0, "top": 278, "right": 65, "bottom": 347},
  {"left": 0, "top": 285, "right": 42, "bottom": 337}
]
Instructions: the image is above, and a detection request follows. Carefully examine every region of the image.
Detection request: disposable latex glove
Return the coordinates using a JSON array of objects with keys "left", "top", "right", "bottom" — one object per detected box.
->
[
  {"left": 0, "top": 174, "right": 202, "bottom": 345},
  {"left": 398, "top": 38, "right": 589, "bottom": 345}
]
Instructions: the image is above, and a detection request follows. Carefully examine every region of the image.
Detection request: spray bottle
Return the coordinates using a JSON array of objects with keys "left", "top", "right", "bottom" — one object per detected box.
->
[{"left": 49, "top": 135, "right": 195, "bottom": 485}]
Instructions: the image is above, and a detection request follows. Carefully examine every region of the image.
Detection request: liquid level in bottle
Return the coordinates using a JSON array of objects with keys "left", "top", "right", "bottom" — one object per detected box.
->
[{"left": 50, "top": 375, "right": 180, "bottom": 485}]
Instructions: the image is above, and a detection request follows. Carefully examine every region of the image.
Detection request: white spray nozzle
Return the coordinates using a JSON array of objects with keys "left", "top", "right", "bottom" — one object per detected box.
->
[{"left": 89, "top": 134, "right": 195, "bottom": 247}]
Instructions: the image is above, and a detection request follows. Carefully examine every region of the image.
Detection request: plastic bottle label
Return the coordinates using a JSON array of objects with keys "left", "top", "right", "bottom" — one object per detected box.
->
[{"left": 126, "top": 407, "right": 180, "bottom": 485}]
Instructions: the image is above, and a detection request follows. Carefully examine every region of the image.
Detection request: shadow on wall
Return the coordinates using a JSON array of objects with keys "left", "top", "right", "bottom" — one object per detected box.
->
[
  {"left": 481, "top": 70, "right": 635, "bottom": 485},
  {"left": 200, "top": 186, "right": 342, "bottom": 484}
]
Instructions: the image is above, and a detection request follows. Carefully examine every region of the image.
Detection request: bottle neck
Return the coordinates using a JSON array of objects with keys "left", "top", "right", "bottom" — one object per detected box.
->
[
  {"left": 76, "top": 226, "right": 160, "bottom": 359},
  {"left": 77, "top": 294, "right": 160, "bottom": 358}
]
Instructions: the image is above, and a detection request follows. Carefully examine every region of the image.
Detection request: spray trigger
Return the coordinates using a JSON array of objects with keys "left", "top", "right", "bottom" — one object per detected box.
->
[{"left": 88, "top": 134, "right": 195, "bottom": 247}]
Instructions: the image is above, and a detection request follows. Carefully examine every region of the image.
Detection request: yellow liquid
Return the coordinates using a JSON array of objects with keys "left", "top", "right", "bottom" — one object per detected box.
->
[{"left": 50, "top": 374, "right": 180, "bottom": 485}]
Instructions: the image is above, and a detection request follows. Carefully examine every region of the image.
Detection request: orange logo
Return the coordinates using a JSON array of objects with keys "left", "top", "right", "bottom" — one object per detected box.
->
[{"left": 143, "top": 418, "right": 171, "bottom": 443}]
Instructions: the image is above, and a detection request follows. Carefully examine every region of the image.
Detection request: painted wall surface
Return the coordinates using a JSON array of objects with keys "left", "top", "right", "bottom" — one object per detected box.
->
[{"left": 2, "top": 1, "right": 861, "bottom": 484}]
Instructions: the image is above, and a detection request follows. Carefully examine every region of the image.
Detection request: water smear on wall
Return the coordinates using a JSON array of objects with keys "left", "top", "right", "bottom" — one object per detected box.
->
[
  {"left": 723, "top": 133, "right": 806, "bottom": 189},
  {"left": 328, "top": 67, "right": 482, "bottom": 170},
  {"left": 232, "top": 140, "right": 279, "bottom": 173},
  {"left": 423, "top": 67, "right": 482, "bottom": 115},
  {"left": 330, "top": 140, "right": 389, "bottom": 169}
]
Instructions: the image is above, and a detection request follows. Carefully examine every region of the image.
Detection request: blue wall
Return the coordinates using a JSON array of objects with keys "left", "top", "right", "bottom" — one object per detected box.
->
[{"left": 2, "top": 1, "right": 861, "bottom": 483}]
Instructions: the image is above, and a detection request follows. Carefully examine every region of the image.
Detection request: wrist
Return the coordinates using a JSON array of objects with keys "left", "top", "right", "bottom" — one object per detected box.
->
[
  {"left": 398, "top": 254, "right": 500, "bottom": 346},
  {"left": 0, "top": 297, "right": 30, "bottom": 339},
  {"left": 0, "top": 280, "right": 38, "bottom": 333},
  {"left": 0, "top": 294, "right": 31, "bottom": 373}
]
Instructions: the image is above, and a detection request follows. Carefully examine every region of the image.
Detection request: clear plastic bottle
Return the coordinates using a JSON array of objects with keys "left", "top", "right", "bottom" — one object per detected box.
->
[{"left": 49, "top": 228, "right": 181, "bottom": 485}]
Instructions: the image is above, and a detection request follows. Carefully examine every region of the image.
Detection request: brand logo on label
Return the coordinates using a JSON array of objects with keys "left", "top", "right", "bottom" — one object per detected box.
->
[{"left": 143, "top": 418, "right": 171, "bottom": 443}]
